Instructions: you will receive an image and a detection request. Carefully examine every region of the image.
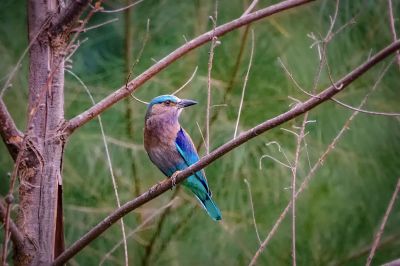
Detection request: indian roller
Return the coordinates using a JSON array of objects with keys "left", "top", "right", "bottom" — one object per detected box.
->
[{"left": 144, "top": 95, "right": 222, "bottom": 221}]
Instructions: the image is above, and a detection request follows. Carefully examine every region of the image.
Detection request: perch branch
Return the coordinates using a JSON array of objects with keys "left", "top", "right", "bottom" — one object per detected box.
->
[
  {"left": 53, "top": 40, "right": 400, "bottom": 266},
  {"left": 65, "top": 0, "right": 316, "bottom": 134}
]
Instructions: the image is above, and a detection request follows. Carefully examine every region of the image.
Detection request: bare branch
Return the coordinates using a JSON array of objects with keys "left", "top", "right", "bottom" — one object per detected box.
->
[
  {"left": 244, "top": 179, "right": 261, "bottom": 245},
  {"left": 53, "top": 40, "right": 400, "bottom": 266},
  {"left": 234, "top": 29, "right": 255, "bottom": 139},
  {"left": 83, "top": 18, "right": 119, "bottom": 32},
  {"left": 366, "top": 178, "right": 400, "bottom": 266},
  {"left": 331, "top": 98, "right": 400, "bottom": 116},
  {"left": 0, "top": 99, "right": 23, "bottom": 160},
  {"left": 65, "top": 0, "right": 316, "bottom": 134},
  {"left": 242, "top": 0, "right": 259, "bottom": 16},
  {"left": 172, "top": 66, "right": 199, "bottom": 95}
]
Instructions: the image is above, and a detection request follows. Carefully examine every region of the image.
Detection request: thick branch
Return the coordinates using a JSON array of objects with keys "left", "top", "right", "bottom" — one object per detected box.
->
[
  {"left": 50, "top": 0, "right": 91, "bottom": 36},
  {"left": 53, "top": 40, "right": 400, "bottom": 266},
  {"left": 65, "top": 0, "right": 315, "bottom": 133},
  {"left": 0, "top": 99, "right": 23, "bottom": 160},
  {"left": 0, "top": 199, "right": 24, "bottom": 249}
]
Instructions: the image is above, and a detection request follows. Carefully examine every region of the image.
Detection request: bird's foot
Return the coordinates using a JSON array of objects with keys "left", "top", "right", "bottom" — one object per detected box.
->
[{"left": 170, "top": 170, "right": 182, "bottom": 189}]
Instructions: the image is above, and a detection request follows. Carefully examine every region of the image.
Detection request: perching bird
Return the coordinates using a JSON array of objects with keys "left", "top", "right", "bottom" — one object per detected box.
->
[{"left": 144, "top": 95, "right": 222, "bottom": 221}]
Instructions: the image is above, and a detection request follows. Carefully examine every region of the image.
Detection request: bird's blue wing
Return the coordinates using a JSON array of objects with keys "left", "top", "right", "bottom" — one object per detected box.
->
[{"left": 175, "top": 128, "right": 210, "bottom": 194}]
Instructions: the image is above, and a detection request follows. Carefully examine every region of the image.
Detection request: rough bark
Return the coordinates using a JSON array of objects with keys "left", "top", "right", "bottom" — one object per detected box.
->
[{"left": 14, "top": 0, "right": 66, "bottom": 264}]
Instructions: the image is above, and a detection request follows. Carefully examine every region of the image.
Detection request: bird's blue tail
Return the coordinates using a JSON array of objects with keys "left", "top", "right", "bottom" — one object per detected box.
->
[{"left": 195, "top": 194, "right": 222, "bottom": 221}]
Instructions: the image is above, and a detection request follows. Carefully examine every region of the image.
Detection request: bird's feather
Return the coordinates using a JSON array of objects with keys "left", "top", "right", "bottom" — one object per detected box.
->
[{"left": 175, "top": 128, "right": 210, "bottom": 194}]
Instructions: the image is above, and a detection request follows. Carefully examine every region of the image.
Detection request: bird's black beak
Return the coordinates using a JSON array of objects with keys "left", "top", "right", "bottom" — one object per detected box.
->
[{"left": 178, "top": 99, "right": 197, "bottom": 108}]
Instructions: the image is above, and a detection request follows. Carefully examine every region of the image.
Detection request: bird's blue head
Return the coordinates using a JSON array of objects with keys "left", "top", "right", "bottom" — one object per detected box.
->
[{"left": 145, "top": 95, "right": 197, "bottom": 121}]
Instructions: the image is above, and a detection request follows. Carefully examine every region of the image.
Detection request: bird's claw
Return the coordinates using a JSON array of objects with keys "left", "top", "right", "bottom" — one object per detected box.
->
[{"left": 170, "top": 170, "right": 181, "bottom": 189}]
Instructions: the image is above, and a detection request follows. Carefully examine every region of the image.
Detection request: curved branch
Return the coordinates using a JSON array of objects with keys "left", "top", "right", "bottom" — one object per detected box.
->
[
  {"left": 64, "top": 0, "right": 316, "bottom": 134},
  {"left": 53, "top": 40, "right": 400, "bottom": 266},
  {"left": 0, "top": 99, "right": 23, "bottom": 160}
]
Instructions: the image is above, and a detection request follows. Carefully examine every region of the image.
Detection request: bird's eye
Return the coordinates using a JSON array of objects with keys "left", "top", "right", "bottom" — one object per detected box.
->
[{"left": 164, "top": 100, "right": 171, "bottom": 106}]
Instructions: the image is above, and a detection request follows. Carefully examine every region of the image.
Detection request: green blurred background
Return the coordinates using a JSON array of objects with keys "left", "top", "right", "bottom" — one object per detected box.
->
[{"left": 1, "top": 0, "right": 399, "bottom": 265}]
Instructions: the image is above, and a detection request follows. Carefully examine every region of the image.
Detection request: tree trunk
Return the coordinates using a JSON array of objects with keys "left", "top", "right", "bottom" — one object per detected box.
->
[{"left": 15, "top": 0, "right": 66, "bottom": 264}]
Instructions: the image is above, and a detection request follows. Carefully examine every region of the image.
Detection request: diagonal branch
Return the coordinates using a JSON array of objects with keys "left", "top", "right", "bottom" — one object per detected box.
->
[
  {"left": 0, "top": 99, "right": 23, "bottom": 160},
  {"left": 50, "top": 0, "right": 91, "bottom": 36},
  {"left": 64, "top": 0, "right": 316, "bottom": 134},
  {"left": 52, "top": 40, "right": 400, "bottom": 266}
]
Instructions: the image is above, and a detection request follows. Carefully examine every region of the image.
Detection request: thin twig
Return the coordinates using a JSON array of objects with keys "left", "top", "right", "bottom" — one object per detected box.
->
[
  {"left": 172, "top": 66, "right": 198, "bottom": 95},
  {"left": 387, "top": 0, "right": 400, "bottom": 69},
  {"left": 196, "top": 121, "right": 207, "bottom": 152},
  {"left": 129, "top": 94, "right": 149, "bottom": 105},
  {"left": 125, "top": 19, "right": 150, "bottom": 88},
  {"left": 206, "top": 1, "right": 218, "bottom": 155},
  {"left": 65, "top": 38, "right": 89, "bottom": 63},
  {"left": 242, "top": 0, "right": 260, "bottom": 16},
  {"left": 366, "top": 178, "right": 400, "bottom": 266},
  {"left": 234, "top": 29, "right": 255, "bottom": 139},
  {"left": 54, "top": 38, "right": 400, "bottom": 266},
  {"left": 95, "top": 0, "right": 145, "bottom": 13},
  {"left": 67, "top": 70, "right": 129, "bottom": 266},
  {"left": 259, "top": 154, "right": 291, "bottom": 169},
  {"left": 244, "top": 179, "right": 261, "bottom": 245},
  {"left": 84, "top": 18, "right": 119, "bottom": 32},
  {"left": 331, "top": 98, "right": 400, "bottom": 116}
]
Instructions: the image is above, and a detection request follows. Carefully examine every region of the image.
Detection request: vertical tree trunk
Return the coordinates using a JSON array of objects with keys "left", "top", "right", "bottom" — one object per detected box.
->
[{"left": 15, "top": 0, "right": 65, "bottom": 264}]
